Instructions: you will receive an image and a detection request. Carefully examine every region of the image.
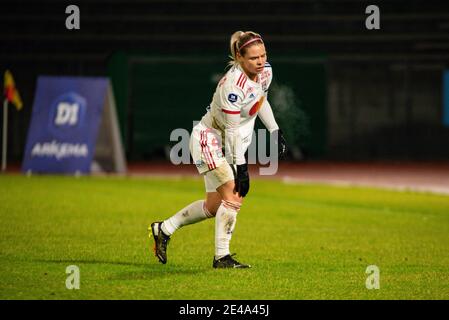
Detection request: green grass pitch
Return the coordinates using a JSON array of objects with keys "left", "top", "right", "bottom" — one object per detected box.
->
[{"left": 1, "top": 174, "right": 448, "bottom": 299}]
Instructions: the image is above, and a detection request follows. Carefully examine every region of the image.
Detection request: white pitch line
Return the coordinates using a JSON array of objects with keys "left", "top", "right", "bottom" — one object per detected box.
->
[{"left": 281, "top": 175, "right": 449, "bottom": 195}]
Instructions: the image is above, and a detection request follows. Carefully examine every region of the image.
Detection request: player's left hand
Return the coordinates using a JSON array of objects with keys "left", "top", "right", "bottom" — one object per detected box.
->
[
  {"left": 234, "top": 164, "right": 250, "bottom": 197},
  {"left": 273, "top": 129, "right": 288, "bottom": 159}
]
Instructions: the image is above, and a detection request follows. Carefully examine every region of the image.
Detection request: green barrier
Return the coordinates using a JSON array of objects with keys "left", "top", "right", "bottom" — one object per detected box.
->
[{"left": 108, "top": 53, "right": 326, "bottom": 160}]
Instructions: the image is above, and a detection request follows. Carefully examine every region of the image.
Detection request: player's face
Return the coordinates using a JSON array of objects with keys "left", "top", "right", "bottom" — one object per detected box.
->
[{"left": 239, "top": 43, "right": 267, "bottom": 80}]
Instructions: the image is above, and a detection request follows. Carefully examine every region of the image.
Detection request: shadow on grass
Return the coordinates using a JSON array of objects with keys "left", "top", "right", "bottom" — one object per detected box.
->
[
  {"left": 34, "top": 258, "right": 148, "bottom": 268},
  {"left": 33, "top": 258, "right": 207, "bottom": 279}
]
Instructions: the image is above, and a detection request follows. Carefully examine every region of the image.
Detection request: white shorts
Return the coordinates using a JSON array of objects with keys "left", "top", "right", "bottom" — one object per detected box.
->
[
  {"left": 190, "top": 122, "right": 235, "bottom": 192},
  {"left": 190, "top": 122, "right": 227, "bottom": 174},
  {"left": 203, "top": 163, "right": 235, "bottom": 193}
]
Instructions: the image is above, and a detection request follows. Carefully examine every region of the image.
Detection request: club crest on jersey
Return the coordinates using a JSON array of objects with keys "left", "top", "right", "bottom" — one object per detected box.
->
[
  {"left": 195, "top": 159, "right": 204, "bottom": 167},
  {"left": 261, "top": 81, "right": 268, "bottom": 91},
  {"left": 228, "top": 93, "right": 238, "bottom": 103}
]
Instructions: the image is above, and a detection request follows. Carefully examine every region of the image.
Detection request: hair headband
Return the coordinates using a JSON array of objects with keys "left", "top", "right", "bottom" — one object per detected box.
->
[{"left": 239, "top": 37, "right": 263, "bottom": 51}]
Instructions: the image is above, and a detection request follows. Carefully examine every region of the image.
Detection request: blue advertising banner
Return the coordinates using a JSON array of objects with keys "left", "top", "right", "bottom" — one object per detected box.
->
[
  {"left": 22, "top": 76, "right": 109, "bottom": 174},
  {"left": 444, "top": 70, "right": 449, "bottom": 127}
]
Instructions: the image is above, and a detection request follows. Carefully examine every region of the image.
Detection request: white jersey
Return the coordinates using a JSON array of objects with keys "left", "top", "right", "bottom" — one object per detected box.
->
[{"left": 200, "top": 62, "right": 275, "bottom": 165}]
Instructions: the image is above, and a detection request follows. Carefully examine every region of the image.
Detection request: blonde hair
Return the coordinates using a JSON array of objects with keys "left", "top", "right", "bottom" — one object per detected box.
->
[{"left": 228, "top": 31, "right": 264, "bottom": 67}]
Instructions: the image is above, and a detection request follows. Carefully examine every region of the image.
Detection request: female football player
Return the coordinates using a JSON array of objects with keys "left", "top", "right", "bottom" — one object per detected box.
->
[{"left": 150, "top": 31, "right": 287, "bottom": 268}]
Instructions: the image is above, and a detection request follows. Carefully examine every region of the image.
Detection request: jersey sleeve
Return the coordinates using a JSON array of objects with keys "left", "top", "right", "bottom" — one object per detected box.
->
[
  {"left": 258, "top": 99, "right": 279, "bottom": 133},
  {"left": 263, "top": 62, "right": 273, "bottom": 96},
  {"left": 258, "top": 63, "right": 278, "bottom": 133},
  {"left": 219, "top": 81, "right": 245, "bottom": 114}
]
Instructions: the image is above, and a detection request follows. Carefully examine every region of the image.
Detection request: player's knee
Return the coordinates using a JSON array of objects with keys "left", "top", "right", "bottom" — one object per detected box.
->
[
  {"left": 221, "top": 199, "right": 242, "bottom": 212},
  {"left": 220, "top": 187, "right": 242, "bottom": 206},
  {"left": 204, "top": 200, "right": 220, "bottom": 217}
]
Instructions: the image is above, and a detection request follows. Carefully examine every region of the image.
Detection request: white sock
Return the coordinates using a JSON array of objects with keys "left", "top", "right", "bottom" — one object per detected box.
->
[
  {"left": 161, "top": 200, "right": 213, "bottom": 236},
  {"left": 215, "top": 200, "right": 241, "bottom": 259}
]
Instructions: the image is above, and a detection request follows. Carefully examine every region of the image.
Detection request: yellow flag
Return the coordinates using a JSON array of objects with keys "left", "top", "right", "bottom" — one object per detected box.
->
[{"left": 4, "top": 70, "right": 23, "bottom": 110}]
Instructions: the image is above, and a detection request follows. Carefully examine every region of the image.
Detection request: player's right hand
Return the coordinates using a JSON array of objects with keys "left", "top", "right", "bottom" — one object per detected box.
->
[{"left": 234, "top": 164, "right": 250, "bottom": 197}]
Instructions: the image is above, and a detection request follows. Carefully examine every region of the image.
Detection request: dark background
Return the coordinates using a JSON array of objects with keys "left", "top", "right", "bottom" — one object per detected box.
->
[{"left": 1, "top": 0, "right": 449, "bottom": 162}]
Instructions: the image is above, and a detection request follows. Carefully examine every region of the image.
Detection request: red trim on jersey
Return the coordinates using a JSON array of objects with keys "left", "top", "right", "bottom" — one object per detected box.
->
[
  {"left": 236, "top": 73, "right": 244, "bottom": 87},
  {"left": 236, "top": 73, "right": 247, "bottom": 89},
  {"left": 222, "top": 108, "right": 240, "bottom": 115},
  {"left": 241, "top": 77, "right": 247, "bottom": 88},
  {"left": 237, "top": 73, "right": 245, "bottom": 87}
]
